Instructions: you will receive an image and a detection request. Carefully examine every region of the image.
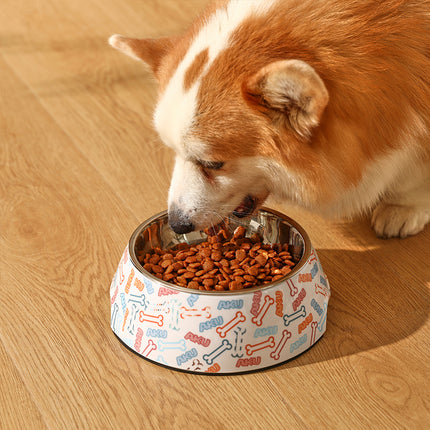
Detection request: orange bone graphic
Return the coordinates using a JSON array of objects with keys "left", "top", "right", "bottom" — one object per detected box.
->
[
  {"left": 251, "top": 296, "right": 274, "bottom": 326},
  {"left": 216, "top": 311, "right": 246, "bottom": 338},
  {"left": 245, "top": 336, "right": 276, "bottom": 356},
  {"left": 270, "top": 330, "right": 292, "bottom": 360},
  {"left": 310, "top": 321, "right": 318, "bottom": 345},
  {"left": 286, "top": 279, "right": 298, "bottom": 297},
  {"left": 141, "top": 339, "right": 157, "bottom": 357},
  {"left": 180, "top": 306, "right": 211, "bottom": 319},
  {"left": 139, "top": 311, "right": 163, "bottom": 327},
  {"left": 315, "top": 283, "right": 330, "bottom": 297}
]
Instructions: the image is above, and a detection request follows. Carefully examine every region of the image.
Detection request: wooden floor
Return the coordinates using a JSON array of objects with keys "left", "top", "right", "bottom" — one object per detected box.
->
[{"left": 1, "top": 0, "right": 429, "bottom": 428}]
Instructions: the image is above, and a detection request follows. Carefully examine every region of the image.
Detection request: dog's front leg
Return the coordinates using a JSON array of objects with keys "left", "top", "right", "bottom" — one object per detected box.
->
[{"left": 371, "top": 162, "right": 430, "bottom": 238}]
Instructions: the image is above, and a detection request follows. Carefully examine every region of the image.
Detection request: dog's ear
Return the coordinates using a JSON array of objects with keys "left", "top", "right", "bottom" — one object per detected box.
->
[
  {"left": 243, "top": 60, "right": 328, "bottom": 137},
  {"left": 109, "top": 34, "right": 173, "bottom": 76}
]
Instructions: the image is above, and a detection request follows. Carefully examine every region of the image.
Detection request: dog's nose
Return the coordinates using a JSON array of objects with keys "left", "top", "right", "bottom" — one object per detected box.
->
[{"left": 168, "top": 208, "right": 195, "bottom": 234}]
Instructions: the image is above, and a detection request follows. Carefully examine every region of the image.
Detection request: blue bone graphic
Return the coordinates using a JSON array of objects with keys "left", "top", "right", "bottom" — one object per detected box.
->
[
  {"left": 283, "top": 305, "right": 306, "bottom": 327},
  {"left": 203, "top": 339, "right": 232, "bottom": 365},
  {"left": 111, "top": 302, "right": 119, "bottom": 330},
  {"left": 128, "top": 293, "right": 147, "bottom": 308},
  {"left": 158, "top": 339, "right": 186, "bottom": 352},
  {"left": 318, "top": 303, "right": 328, "bottom": 331}
]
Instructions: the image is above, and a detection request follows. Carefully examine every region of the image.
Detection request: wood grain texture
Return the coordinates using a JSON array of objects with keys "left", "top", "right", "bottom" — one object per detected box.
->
[
  {"left": 0, "top": 0, "right": 429, "bottom": 429},
  {"left": 0, "top": 340, "right": 47, "bottom": 429}
]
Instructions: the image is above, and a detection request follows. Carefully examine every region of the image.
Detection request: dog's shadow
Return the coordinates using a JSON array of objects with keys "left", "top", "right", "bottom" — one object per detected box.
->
[{"left": 276, "top": 224, "right": 430, "bottom": 369}]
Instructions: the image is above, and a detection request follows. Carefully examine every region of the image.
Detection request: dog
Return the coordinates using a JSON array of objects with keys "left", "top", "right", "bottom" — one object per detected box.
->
[{"left": 110, "top": 0, "right": 430, "bottom": 238}]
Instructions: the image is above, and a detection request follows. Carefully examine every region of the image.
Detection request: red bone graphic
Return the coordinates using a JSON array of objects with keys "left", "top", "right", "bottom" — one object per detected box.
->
[
  {"left": 315, "top": 283, "right": 330, "bottom": 297},
  {"left": 141, "top": 339, "right": 157, "bottom": 357},
  {"left": 270, "top": 330, "right": 292, "bottom": 360},
  {"left": 309, "top": 250, "right": 317, "bottom": 263},
  {"left": 286, "top": 279, "right": 298, "bottom": 297},
  {"left": 180, "top": 306, "right": 211, "bottom": 319},
  {"left": 245, "top": 336, "right": 276, "bottom": 356},
  {"left": 216, "top": 311, "right": 246, "bottom": 338},
  {"left": 139, "top": 311, "right": 163, "bottom": 327},
  {"left": 310, "top": 321, "right": 318, "bottom": 345},
  {"left": 187, "top": 358, "right": 204, "bottom": 372},
  {"left": 252, "top": 296, "right": 274, "bottom": 326}
]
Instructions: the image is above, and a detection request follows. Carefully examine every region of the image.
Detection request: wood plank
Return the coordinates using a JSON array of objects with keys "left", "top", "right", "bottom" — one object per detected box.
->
[
  {"left": 1, "top": 0, "right": 429, "bottom": 428},
  {"left": 0, "top": 55, "right": 140, "bottom": 428},
  {"left": 0, "top": 55, "right": 305, "bottom": 429},
  {"left": 264, "top": 209, "right": 430, "bottom": 428},
  {"left": 267, "top": 323, "right": 430, "bottom": 428},
  {"left": 0, "top": 340, "right": 47, "bottom": 429},
  {"left": 1, "top": 0, "right": 211, "bottom": 221}
]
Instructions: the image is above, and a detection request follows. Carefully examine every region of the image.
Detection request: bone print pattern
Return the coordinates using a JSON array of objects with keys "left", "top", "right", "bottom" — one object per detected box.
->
[{"left": 111, "top": 245, "right": 330, "bottom": 374}]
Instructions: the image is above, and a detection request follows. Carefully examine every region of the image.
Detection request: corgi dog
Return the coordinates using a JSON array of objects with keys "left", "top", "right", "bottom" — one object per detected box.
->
[{"left": 110, "top": 0, "right": 430, "bottom": 238}]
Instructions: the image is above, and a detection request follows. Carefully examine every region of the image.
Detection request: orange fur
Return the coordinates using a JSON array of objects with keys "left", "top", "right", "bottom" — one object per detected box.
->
[
  {"left": 191, "top": 0, "right": 430, "bottom": 198},
  {"left": 155, "top": 0, "right": 229, "bottom": 92},
  {"left": 111, "top": 0, "right": 430, "bottom": 237},
  {"left": 184, "top": 48, "right": 209, "bottom": 91}
]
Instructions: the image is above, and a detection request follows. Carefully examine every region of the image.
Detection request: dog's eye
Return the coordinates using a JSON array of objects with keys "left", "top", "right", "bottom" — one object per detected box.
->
[{"left": 198, "top": 160, "right": 224, "bottom": 170}]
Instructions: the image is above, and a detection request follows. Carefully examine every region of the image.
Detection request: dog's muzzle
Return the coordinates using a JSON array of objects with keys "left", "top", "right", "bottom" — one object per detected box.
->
[{"left": 168, "top": 207, "right": 195, "bottom": 234}]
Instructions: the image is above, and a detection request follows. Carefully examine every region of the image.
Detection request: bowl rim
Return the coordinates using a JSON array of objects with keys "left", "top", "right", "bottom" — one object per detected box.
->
[{"left": 128, "top": 207, "right": 312, "bottom": 296}]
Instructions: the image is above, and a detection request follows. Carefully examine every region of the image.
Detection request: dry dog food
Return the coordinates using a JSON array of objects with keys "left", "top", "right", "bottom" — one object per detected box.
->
[{"left": 138, "top": 225, "right": 296, "bottom": 291}]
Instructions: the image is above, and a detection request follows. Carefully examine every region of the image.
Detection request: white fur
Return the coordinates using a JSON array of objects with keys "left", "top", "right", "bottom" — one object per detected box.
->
[
  {"left": 320, "top": 145, "right": 425, "bottom": 218},
  {"left": 153, "top": 0, "right": 277, "bottom": 154},
  {"left": 371, "top": 158, "right": 430, "bottom": 238},
  {"left": 152, "top": 0, "right": 429, "bottom": 238},
  {"left": 155, "top": 0, "right": 279, "bottom": 227},
  {"left": 168, "top": 155, "right": 271, "bottom": 229},
  {"left": 167, "top": 109, "right": 429, "bottom": 235},
  {"left": 266, "top": 114, "right": 430, "bottom": 237}
]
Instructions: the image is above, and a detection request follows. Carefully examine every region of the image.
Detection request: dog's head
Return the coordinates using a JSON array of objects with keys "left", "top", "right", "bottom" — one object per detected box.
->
[{"left": 109, "top": 4, "right": 329, "bottom": 233}]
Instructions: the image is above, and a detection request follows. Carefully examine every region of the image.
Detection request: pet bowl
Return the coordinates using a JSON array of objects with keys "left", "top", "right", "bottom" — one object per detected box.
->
[{"left": 110, "top": 208, "right": 330, "bottom": 374}]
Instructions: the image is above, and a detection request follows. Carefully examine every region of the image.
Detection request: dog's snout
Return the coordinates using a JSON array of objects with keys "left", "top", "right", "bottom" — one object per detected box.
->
[{"left": 168, "top": 208, "right": 195, "bottom": 234}]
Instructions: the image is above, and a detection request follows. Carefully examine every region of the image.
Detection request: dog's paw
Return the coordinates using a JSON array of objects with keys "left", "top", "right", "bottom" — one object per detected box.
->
[{"left": 371, "top": 203, "right": 430, "bottom": 239}]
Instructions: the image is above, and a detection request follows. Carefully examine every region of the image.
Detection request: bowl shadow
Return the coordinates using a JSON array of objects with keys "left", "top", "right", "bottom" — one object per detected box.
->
[{"left": 270, "top": 237, "right": 430, "bottom": 369}]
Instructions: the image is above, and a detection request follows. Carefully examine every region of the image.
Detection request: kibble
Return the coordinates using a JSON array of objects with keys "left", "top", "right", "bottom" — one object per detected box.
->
[{"left": 138, "top": 224, "right": 296, "bottom": 291}]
